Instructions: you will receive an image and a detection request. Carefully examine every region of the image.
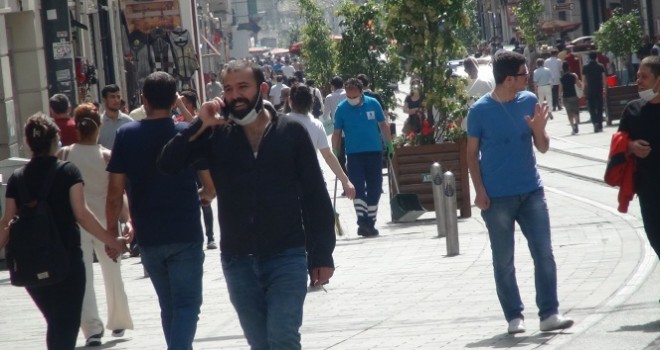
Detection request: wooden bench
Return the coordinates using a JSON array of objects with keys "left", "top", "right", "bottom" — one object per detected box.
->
[{"left": 606, "top": 84, "right": 638, "bottom": 125}]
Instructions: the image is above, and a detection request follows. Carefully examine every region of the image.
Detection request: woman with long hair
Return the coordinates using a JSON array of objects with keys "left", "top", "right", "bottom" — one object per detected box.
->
[
  {"left": 57, "top": 104, "right": 134, "bottom": 346},
  {"left": 0, "top": 113, "right": 127, "bottom": 350},
  {"left": 560, "top": 61, "right": 583, "bottom": 135}
]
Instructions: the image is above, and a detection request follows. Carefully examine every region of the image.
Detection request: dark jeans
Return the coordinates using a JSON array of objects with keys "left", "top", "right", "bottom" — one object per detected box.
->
[
  {"left": 222, "top": 247, "right": 308, "bottom": 350},
  {"left": 347, "top": 151, "right": 383, "bottom": 228},
  {"left": 551, "top": 85, "right": 560, "bottom": 109},
  {"left": 202, "top": 205, "right": 215, "bottom": 242},
  {"left": 27, "top": 259, "right": 85, "bottom": 350},
  {"left": 586, "top": 94, "right": 604, "bottom": 128},
  {"left": 638, "top": 192, "right": 660, "bottom": 259}
]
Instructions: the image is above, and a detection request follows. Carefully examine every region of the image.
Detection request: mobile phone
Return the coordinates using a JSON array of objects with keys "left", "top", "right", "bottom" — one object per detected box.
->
[{"left": 221, "top": 98, "right": 230, "bottom": 120}]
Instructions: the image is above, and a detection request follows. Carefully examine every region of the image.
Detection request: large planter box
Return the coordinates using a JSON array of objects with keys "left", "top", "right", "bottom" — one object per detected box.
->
[
  {"left": 390, "top": 138, "right": 471, "bottom": 218},
  {"left": 606, "top": 84, "right": 638, "bottom": 125}
]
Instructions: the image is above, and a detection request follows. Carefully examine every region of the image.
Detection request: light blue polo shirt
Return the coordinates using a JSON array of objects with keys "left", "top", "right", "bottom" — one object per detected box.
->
[
  {"left": 467, "top": 91, "right": 542, "bottom": 197},
  {"left": 334, "top": 95, "right": 385, "bottom": 154}
]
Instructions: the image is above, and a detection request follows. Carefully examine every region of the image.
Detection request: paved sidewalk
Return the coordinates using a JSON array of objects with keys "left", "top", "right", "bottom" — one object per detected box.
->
[{"left": 0, "top": 100, "right": 657, "bottom": 349}]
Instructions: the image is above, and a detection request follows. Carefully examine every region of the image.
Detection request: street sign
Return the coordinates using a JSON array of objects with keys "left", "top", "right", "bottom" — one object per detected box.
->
[{"left": 554, "top": 3, "right": 574, "bottom": 11}]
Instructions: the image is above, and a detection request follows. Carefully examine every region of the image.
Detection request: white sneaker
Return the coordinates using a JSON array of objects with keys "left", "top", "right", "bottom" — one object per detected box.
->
[
  {"left": 507, "top": 318, "right": 526, "bottom": 334},
  {"left": 540, "top": 314, "right": 574, "bottom": 332}
]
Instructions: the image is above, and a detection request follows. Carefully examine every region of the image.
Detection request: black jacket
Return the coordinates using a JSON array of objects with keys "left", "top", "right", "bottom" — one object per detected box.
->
[{"left": 158, "top": 105, "right": 335, "bottom": 269}]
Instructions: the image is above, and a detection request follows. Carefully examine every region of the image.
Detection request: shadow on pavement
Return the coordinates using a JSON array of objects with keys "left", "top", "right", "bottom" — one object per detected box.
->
[
  {"left": 614, "top": 320, "right": 660, "bottom": 333},
  {"left": 465, "top": 332, "right": 557, "bottom": 348},
  {"left": 75, "top": 338, "right": 130, "bottom": 349},
  {"left": 194, "top": 334, "right": 246, "bottom": 343}
]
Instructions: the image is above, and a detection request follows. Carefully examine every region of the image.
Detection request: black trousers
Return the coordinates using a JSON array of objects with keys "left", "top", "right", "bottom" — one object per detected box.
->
[
  {"left": 202, "top": 205, "right": 215, "bottom": 241},
  {"left": 638, "top": 192, "right": 660, "bottom": 260},
  {"left": 338, "top": 136, "right": 347, "bottom": 174},
  {"left": 586, "top": 94, "right": 604, "bottom": 128},
  {"left": 551, "top": 85, "right": 560, "bottom": 109},
  {"left": 27, "top": 260, "right": 85, "bottom": 350}
]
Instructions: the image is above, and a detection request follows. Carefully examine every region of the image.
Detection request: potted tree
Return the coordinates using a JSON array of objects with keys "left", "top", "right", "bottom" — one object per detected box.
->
[{"left": 384, "top": 0, "right": 474, "bottom": 218}]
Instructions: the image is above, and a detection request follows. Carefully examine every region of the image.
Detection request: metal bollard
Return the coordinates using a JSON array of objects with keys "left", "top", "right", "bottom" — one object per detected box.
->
[
  {"left": 431, "top": 162, "right": 446, "bottom": 237},
  {"left": 443, "top": 171, "right": 459, "bottom": 256}
]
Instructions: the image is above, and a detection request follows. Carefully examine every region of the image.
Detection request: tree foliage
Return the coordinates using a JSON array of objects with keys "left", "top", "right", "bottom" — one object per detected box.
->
[
  {"left": 454, "top": 0, "right": 480, "bottom": 54},
  {"left": 512, "top": 0, "right": 544, "bottom": 50},
  {"left": 594, "top": 8, "right": 643, "bottom": 59},
  {"left": 336, "top": 1, "right": 402, "bottom": 111},
  {"left": 384, "top": 0, "right": 469, "bottom": 139},
  {"left": 298, "top": 0, "right": 336, "bottom": 90}
]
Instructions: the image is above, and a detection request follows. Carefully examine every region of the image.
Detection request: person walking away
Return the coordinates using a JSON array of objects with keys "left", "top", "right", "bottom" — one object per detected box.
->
[
  {"left": 158, "top": 60, "right": 336, "bottom": 349},
  {"left": 285, "top": 84, "right": 356, "bottom": 199},
  {"left": 544, "top": 49, "right": 563, "bottom": 111},
  {"left": 324, "top": 76, "right": 348, "bottom": 174},
  {"left": 99, "top": 84, "right": 133, "bottom": 149},
  {"left": 0, "top": 114, "right": 127, "bottom": 350},
  {"left": 466, "top": 51, "right": 574, "bottom": 335},
  {"left": 463, "top": 56, "right": 495, "bottom": 129},
  {"left": 533, "top": 58, "right": 554, "bottom": 120},
  {"left": 560, "top": 62, "right": 583, "bottom": 135},
  {"left": 305, "top": 79, "right": 324, "bottom": 119},
  {"left": 617, "top": 55, "right": 660, "bottom": 260},
  {"left": 269, "top": 75, "right": 287, "bottom": 110},
  {"left": 332, "top": 78, "right": 393, "bottom": 237},
  {"left": 57, "top": 104, "right": 134, "bottom": 346},
  {"left": 49, "top": 94, "right": 78, "bottom": 146},
  {"left": 582, "top": 51, "right": 607, "bottom": 132},
  {"left": 105, "top": 72, "right": 215, "bottom": 350}
]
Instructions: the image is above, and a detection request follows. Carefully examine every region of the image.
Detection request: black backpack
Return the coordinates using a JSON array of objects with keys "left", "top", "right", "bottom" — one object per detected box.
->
[
  {"left": 311, "top": 88, "right": 323, "bottom": 118},
  {"left": 6, "top": 162, "right": 70, "bottom": 287}
]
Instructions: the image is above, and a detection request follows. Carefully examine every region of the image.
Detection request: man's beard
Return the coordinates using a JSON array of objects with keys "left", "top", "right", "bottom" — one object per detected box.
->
[{"left": 228, "top": 94, "right": 261, "bottom": 119}]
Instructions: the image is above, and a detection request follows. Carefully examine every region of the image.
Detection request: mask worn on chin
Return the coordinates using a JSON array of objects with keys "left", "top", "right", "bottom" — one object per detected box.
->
[
  {"left": 639, "top": 88, "right": 659, "bottom": 102},
  {"left": 347, "top": 96, "right": 361, "bottom": 106},
  {"left": 229, "top": 90, "right": 263, "bottom": 126}
]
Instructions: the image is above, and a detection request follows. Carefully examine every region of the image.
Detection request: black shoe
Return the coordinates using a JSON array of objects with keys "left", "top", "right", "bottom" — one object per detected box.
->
[
  {"left": 130, "top": 245, "right": 140, "bottom": 258},
  {"left": 86, "top": 332, "right": 103, "bottom": 347},
  {"left": 358, "top": 224, "right": 379, "bottom": 237}
]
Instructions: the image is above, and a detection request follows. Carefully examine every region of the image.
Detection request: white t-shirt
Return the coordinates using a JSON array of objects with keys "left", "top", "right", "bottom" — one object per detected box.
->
[
  {"left": 269, "top": 83, "right": 287, "bottom": 105},
  {"left": 544, "top": 57, "right": 562, "bottom": 85},
  {"left": 281, "top": 65, "right": 296, "bottom": 78},
  {"left": 285, "top": 112, "right": 329, "bottom": 150}
]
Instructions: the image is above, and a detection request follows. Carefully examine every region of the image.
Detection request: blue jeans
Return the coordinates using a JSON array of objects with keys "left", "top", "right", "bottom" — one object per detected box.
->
[
  {"left": 480, "top": 188, "right": 559, "bottom": 322},
  {"left": 141, "top": 242, "right": 204, "bottom": 350},
  {"left": 347, "top": 152, "right": 383, "bottom": 228},
  {"left": 221, "top": 247, "right": 308, "bottom": 350}
]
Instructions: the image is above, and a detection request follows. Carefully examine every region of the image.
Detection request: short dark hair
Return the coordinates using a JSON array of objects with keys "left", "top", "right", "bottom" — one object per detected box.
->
[
  {"left": 305, "top": 79, "right": 316, "bottom": 87},
  {"left": 289, "top": 84, "right": 313, "bottom": 114},
  {"left": 463, "top": 57, "right": 478, "bottom": 72},
  {"left": 101, "top": 84, "right": 120, "bottom": 98},
  {"left": 588, "top": 52, "right": 598, "bottom": 60},
  {"left": 25, "top": 112, "right": 59, "bottom": 156},
  {"left": 142, "top": 72, "right": 177, "bottom": 110},
  {"left": 356, "top": 74, "right": 369, "bottom": 88},
  {"left": 641, "top": 55, "right": 660, "bottom": 78},
  {"left": 536, "top": 58, "right": 545, "bottom": 67},
  {"left": 331, "top": 76, "right": 344, "bottom": 89},
  {"left": 180, "top": 90, "right": 198, "bottom": 110},
  {"left": 562, "top": 62, "right": 570, "bottom": 73},
  {"left": 345, "top": 77, "right": 363, "bottom": 91},
  {"left": 49, "top": 94, "right": 70, "bottom": 114},
  {"left": 74, "top": 103, "right": 101, "bottom": 140},
  {"left": 492, "top": 51, "right": 527, "bottom": 84},
  {"left": 222, "top": 59, "right": 266, "bottom": 86}
]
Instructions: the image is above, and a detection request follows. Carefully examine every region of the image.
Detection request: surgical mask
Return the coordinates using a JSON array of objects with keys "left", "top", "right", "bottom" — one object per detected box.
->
[
  {"left": 347, "top": 96, "right": 361, "bottom": 106},
  {"left": 229, "top": 90, "right": 263, "bottom": 126},
  {"left": 639, "top": 88, "right": 658, "bottom": 102}
]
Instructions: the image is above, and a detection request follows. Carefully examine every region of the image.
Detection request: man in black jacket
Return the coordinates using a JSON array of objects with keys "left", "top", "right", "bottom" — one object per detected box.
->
[{"left": 158, "top": 60, "right": 335, "bottom": 350}]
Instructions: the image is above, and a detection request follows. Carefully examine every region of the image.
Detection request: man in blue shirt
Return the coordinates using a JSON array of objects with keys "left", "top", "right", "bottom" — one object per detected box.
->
[
  {"left": 332, "top": 78, "right": 393, "bottom": 237},
  {"left": 467, "top": 51, "right": 574, "bottom": 335},
  {"left": 105, "top": 72, "right": 214, "bottom": 349}
]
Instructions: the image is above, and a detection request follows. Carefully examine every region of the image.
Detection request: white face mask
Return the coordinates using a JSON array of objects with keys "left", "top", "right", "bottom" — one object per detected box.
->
[
  {"left": 347, "top": 96, "right": 361, "bottom": 106},
  {"left": 639, "top": 88, "right": 658, "bottom": 102},
  {"left": 229, "top": 90, "right": 263, "bottom": 126}
]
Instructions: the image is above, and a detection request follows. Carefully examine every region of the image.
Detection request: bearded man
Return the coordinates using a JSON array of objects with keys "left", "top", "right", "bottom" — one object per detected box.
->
[{"left": 158, "top": 60, "right": 336, "bottom": 349}]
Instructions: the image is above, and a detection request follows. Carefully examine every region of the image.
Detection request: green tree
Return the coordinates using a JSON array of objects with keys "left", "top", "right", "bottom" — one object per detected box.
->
[
  {"left": 594, "top": 8, "right": 642, "bottom": 73},
  {"left": 336, "top": 1, "right": 402, "bottom": 111},
  {"left": 384, "top": 0, "right": 469, "bottom": 140},
  {"left": 298, "top": 0, "right": 337, "bottom": 91},
  {"left": 454, "top": 0, "right": 480, "bottom": 54},
  {"left": 512, "top": 0, "right": 544, "bottom": 50}
]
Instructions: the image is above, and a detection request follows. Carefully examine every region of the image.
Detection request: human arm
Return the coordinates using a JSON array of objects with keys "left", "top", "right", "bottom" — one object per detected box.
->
[
  {"left": 602, "top": 71, "right": 608, "bottom": 96},
  {"left": 197, "top": 169, "right": 216, "bottom": 206},
  {"left": 71, "top": 182, "right": 127, "bottom": 259},
  {"left": 379, "top": 121, "right": 394, "bottom": 158},
  {"left": 331, "top": 129, "right": 342, "bottom": 157},
  {"left": 525, "top": 103, "right": 550, "bottom": 153},
  {"left": 0, "top": 198, "right": 17, "bottom": 249},
  {"left": 466, "top": 136, "right": 489, "bottom": 210},
  {"left": 319, "top": 147, "right": 355, "bottom": 200},
  {"left": 106, "top": 173, "right": 126, "bottom": 243}
]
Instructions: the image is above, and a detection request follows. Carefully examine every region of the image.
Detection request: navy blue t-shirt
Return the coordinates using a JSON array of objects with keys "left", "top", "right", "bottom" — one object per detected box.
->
[{"left": 107, "top": 118, "right": 204, "bottom": 246}]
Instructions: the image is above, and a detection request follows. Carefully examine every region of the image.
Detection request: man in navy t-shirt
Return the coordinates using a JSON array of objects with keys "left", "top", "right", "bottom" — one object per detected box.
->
[
  {"left": 105, "top": 72, "right": 214, "bottom": 349},
  {"left": 467, "top": 51, "right": 573, "bottom": 335}
]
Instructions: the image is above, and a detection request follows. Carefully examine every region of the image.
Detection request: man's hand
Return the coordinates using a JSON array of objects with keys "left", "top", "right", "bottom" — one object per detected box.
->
[
  {"left": 121, "top": 221, "right": 134, "bottom": 243},
  {"left": 199, "top": 187, "right": 216, "bottom": 206},
  {"left": 310, "top": 266, "right": 334, "bottom": 287},
  {"left": 630, "top": 139, "right": 652, "bottom": 158},
  {"left": 524, "top": 102, "right": 550, "bottom": 132},
  {"left": 105, "top": 236, "right": 130, "bottom": 262},
  {"left": 190, "top": 98, "right": 229, "bottom": 141},
  {"left": 474, "top": 190, "right": 490, "bottom": 210},
  {"left": 386, "top": 140, "right": 394, "bottom": 159},
  {"left": 341, "top": 180, "right": 356, "bottom": 200}
]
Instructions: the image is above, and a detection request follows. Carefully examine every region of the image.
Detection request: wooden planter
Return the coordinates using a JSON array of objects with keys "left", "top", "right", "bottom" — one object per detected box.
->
[
  {"left": 390, "top": 138, "right": 471, "bottom": 218},
  {"left": 605, "top": 84, "right": 638, "bottom": 125}
]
